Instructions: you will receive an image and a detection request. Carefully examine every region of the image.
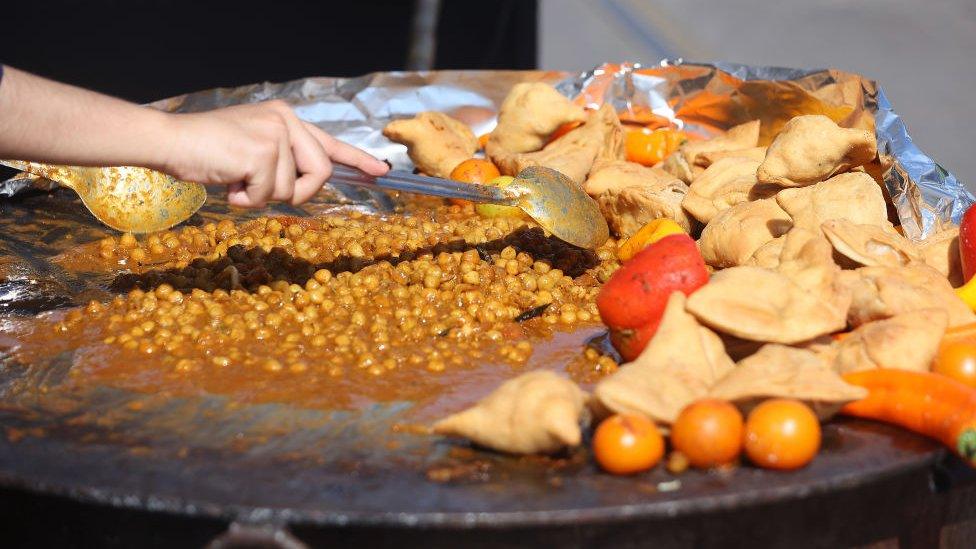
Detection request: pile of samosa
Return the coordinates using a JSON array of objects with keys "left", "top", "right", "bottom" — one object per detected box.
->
[{"left": 384, "top": 83, "right": 969, "bottom": 455}]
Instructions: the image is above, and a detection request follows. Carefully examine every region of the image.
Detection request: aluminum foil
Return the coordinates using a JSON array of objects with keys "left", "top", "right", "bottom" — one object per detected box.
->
[{"left": 3, "top": 60, "right": 970, "bottom": 240}]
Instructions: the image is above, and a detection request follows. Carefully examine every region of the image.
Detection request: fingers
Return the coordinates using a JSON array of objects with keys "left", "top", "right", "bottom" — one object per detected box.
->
[
  {"left": 293, "top": 155, "right": 333, "bottom": 205},
  {"left": 230, "top": 101, "right": 385, "bottom": 208},
  {"left": 271, "top": 137, "right": 296, "bottom": 202},
  {"left": 226, "top": 181, "right": 251, "bottom": 208},
  {"left": 234, "top": 140, "right": 279, "bottom": 208},
  {"left": 271, "top": 107, "right": 331, "bottom": 205},
  {"left": 303, "top": 121, "right": 389, "bottom": 176}
]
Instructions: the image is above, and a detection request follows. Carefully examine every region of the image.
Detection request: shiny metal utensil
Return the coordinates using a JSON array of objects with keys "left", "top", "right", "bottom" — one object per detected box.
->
[
  {"left": 329, "top": 165, "right": 610, "bottom": 249},
  {"left": 1, "top": 160, "right": 207, "bottom": 233}
]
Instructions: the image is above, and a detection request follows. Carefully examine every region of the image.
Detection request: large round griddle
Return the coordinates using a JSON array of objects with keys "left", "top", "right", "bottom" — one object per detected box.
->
[
  {"left": 0, "top": 406, "right": 942, "bottom": 528},
  {"left": 0, "top": 188, "right": 955, "bottom": 547}
]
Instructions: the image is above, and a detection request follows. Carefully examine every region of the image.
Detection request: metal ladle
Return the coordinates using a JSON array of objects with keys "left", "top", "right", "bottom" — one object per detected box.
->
[
  {"left": 328, "top": 165, "right": 610, "bottom": 249},
  {"left": 1, "top": 160, "right": 207, "bottom": 233}
]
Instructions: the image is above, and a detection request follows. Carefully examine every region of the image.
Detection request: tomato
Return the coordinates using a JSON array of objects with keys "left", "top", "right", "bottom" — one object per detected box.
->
[
  {"left": 625, "top": 127, "right": 686, "bottom": 166},
  {"left": 474, "top": 176, "right": 525, "bottom": 219},
  {"left": 477, "top": 133, "right": 491, "bottom": 151},
  {"left": 743, "top": 399, "right": 821, "bottom": 470},
  {"left": 599, "top": 233, "right": 708, "bottom": 360},
  {"left": 450, "top": 158, "right": 500, "bottom": 184},
  {"left": 671, "top": 399, "right": 744, "bottom": 468},
  {"left": 598, "top": 234, "right": 708, "bottom": 360},
  {"left": 597, "top": 234, "right": 707, "bottom": 330},
  {"left": 449, "top": 159, "right": 501, "bottom": 207},
  {"left": 608, "top": 319, "right": 660, "bottom": 363},
  {"left": 592, "top": 414, "right": 664, "bottom": 475},
  {"left": 934, "top": 341, "right": 976, "bottom": 388},
  {"left": 959, "top": 204, "right": 976, "bottom": 282}
]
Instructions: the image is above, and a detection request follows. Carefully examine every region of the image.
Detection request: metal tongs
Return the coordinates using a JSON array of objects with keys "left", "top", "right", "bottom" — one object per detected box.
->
[
  {"left": 328, "top": 165, "right": 609, "bottom": 249},
  {"left": 0, "top": 160, "right": 609, "bottom": 249}
]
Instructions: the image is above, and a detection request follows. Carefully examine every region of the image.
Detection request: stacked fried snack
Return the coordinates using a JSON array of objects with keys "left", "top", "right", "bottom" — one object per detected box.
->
[{"left": 384, "top": 84, "right": 968, "bottom": 455}]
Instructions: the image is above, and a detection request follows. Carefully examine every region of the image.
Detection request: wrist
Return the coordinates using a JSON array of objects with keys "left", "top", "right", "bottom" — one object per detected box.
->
[{"left": 142, "top": 109, "right": 183, "bottom": 174}]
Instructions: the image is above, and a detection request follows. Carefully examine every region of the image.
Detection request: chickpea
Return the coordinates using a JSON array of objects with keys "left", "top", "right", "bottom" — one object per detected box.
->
[
  {"left": 129, "top": 248, "right": 147, "bottom": 263},
  {"left": 119, "top": 233, "right": 138, "bottom": 248}
]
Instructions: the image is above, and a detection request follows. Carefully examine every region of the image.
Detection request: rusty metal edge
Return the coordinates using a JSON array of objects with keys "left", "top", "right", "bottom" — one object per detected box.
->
[{"left": 0, "top": 442, "right": 944, "bottom": 530}]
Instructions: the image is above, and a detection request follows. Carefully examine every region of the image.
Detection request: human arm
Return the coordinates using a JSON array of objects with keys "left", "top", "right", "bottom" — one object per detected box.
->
[{"left": 0, "top": 65, "right": 388, "bottom": 207}]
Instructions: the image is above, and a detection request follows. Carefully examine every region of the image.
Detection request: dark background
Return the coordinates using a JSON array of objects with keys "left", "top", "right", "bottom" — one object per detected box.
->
[{"left": 3, "top": 0, "right": 538, "bottom": 103}]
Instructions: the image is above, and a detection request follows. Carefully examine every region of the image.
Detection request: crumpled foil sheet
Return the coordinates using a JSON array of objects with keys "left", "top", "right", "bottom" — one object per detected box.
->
[{"left": 2, "top": 60, "right": 970, "bottom": 240}]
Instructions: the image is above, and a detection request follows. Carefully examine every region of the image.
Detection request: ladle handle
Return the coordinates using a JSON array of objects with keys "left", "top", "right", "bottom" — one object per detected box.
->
[{"left": 328, "top": 165, "right": 514, "bottom": 205}]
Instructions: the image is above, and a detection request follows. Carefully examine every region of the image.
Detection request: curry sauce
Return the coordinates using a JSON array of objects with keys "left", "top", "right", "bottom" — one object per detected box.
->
[{"left": 5, "top": 203, "right": 620, "bottom": 420}]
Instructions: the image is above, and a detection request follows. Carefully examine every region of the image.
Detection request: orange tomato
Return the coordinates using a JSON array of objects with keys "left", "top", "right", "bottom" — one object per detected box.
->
[
  {"left": 744, "top": 399, "right": 821, "bottom": 470},
  {"left": 625, "top": 127, "right": 687, "bottom": 166},
  {"left": 448, "top": 158, "right": 501, "bottom": 206},
  {"left": 450, "top": 158, "right": 500, "bottom": 183},
  {"left": 592, "top": 414, "right": 664, "bottom": 475},
  {"left": 547, "top": 120, "right": 583, "bottom": 144},
  {"left": 934, "top": 341, "right": 976, "bottom": 388},
  {"left": 670, "top": 399, "right": 744, "bottom": 468},
  {"left": 477, "top": 133, "right": 491, "bottom": 150}
]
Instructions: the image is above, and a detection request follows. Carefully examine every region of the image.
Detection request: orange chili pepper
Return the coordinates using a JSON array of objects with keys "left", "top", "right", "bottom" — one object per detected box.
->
[
  {"left": 616, "top": 218, "right": 685, "bottom": 262},
  {"left": 841, "top": 369, "right": 976, "bottom": 466},
  {"left": 547, "top": 120, "right": 583, "bottom": 144}
]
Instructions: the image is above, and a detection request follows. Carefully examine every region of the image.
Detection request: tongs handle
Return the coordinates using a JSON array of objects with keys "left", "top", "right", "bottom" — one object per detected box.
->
[{"left": 328, "top": 165, "right": 513, "bottom": 205}]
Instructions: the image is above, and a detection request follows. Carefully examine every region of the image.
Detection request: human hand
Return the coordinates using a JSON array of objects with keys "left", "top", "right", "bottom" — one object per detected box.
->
[{"left": 158, "top": 100, "right": 389, "bottom": 207}]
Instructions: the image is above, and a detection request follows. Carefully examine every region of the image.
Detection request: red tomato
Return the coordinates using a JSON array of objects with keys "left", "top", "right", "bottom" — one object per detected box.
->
[
  {"left": 608, "top": 318, "right": 661, "bottom": 363},
  {"left": 597, "top": 234, "right": 707, "bottom": 329},
  {"left": 960, "top": 204, "right": 976, "bottom": 282},
  {"left": 597, "top": 234, "right": 708, "bottom": 359}
]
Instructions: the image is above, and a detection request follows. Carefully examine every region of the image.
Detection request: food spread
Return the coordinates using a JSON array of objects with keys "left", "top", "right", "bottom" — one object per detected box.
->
[{"left": 4, "top": 76, "right": 976, "bottom": 481}]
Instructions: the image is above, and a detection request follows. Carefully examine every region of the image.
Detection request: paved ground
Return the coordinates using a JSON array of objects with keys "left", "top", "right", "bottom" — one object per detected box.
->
[{"left": 540, "top": 0, "right": 976, "bottom": 190}]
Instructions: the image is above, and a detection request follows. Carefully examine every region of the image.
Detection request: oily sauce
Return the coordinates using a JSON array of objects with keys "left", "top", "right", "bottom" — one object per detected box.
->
[{"left": 4, "top": 203, "right": 620, "bottom": 422}]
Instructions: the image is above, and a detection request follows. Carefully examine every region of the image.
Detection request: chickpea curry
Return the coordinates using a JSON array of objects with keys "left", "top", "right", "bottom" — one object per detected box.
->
[{"left": 5, "top": 202, "right": 621, "bottom": 422}]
